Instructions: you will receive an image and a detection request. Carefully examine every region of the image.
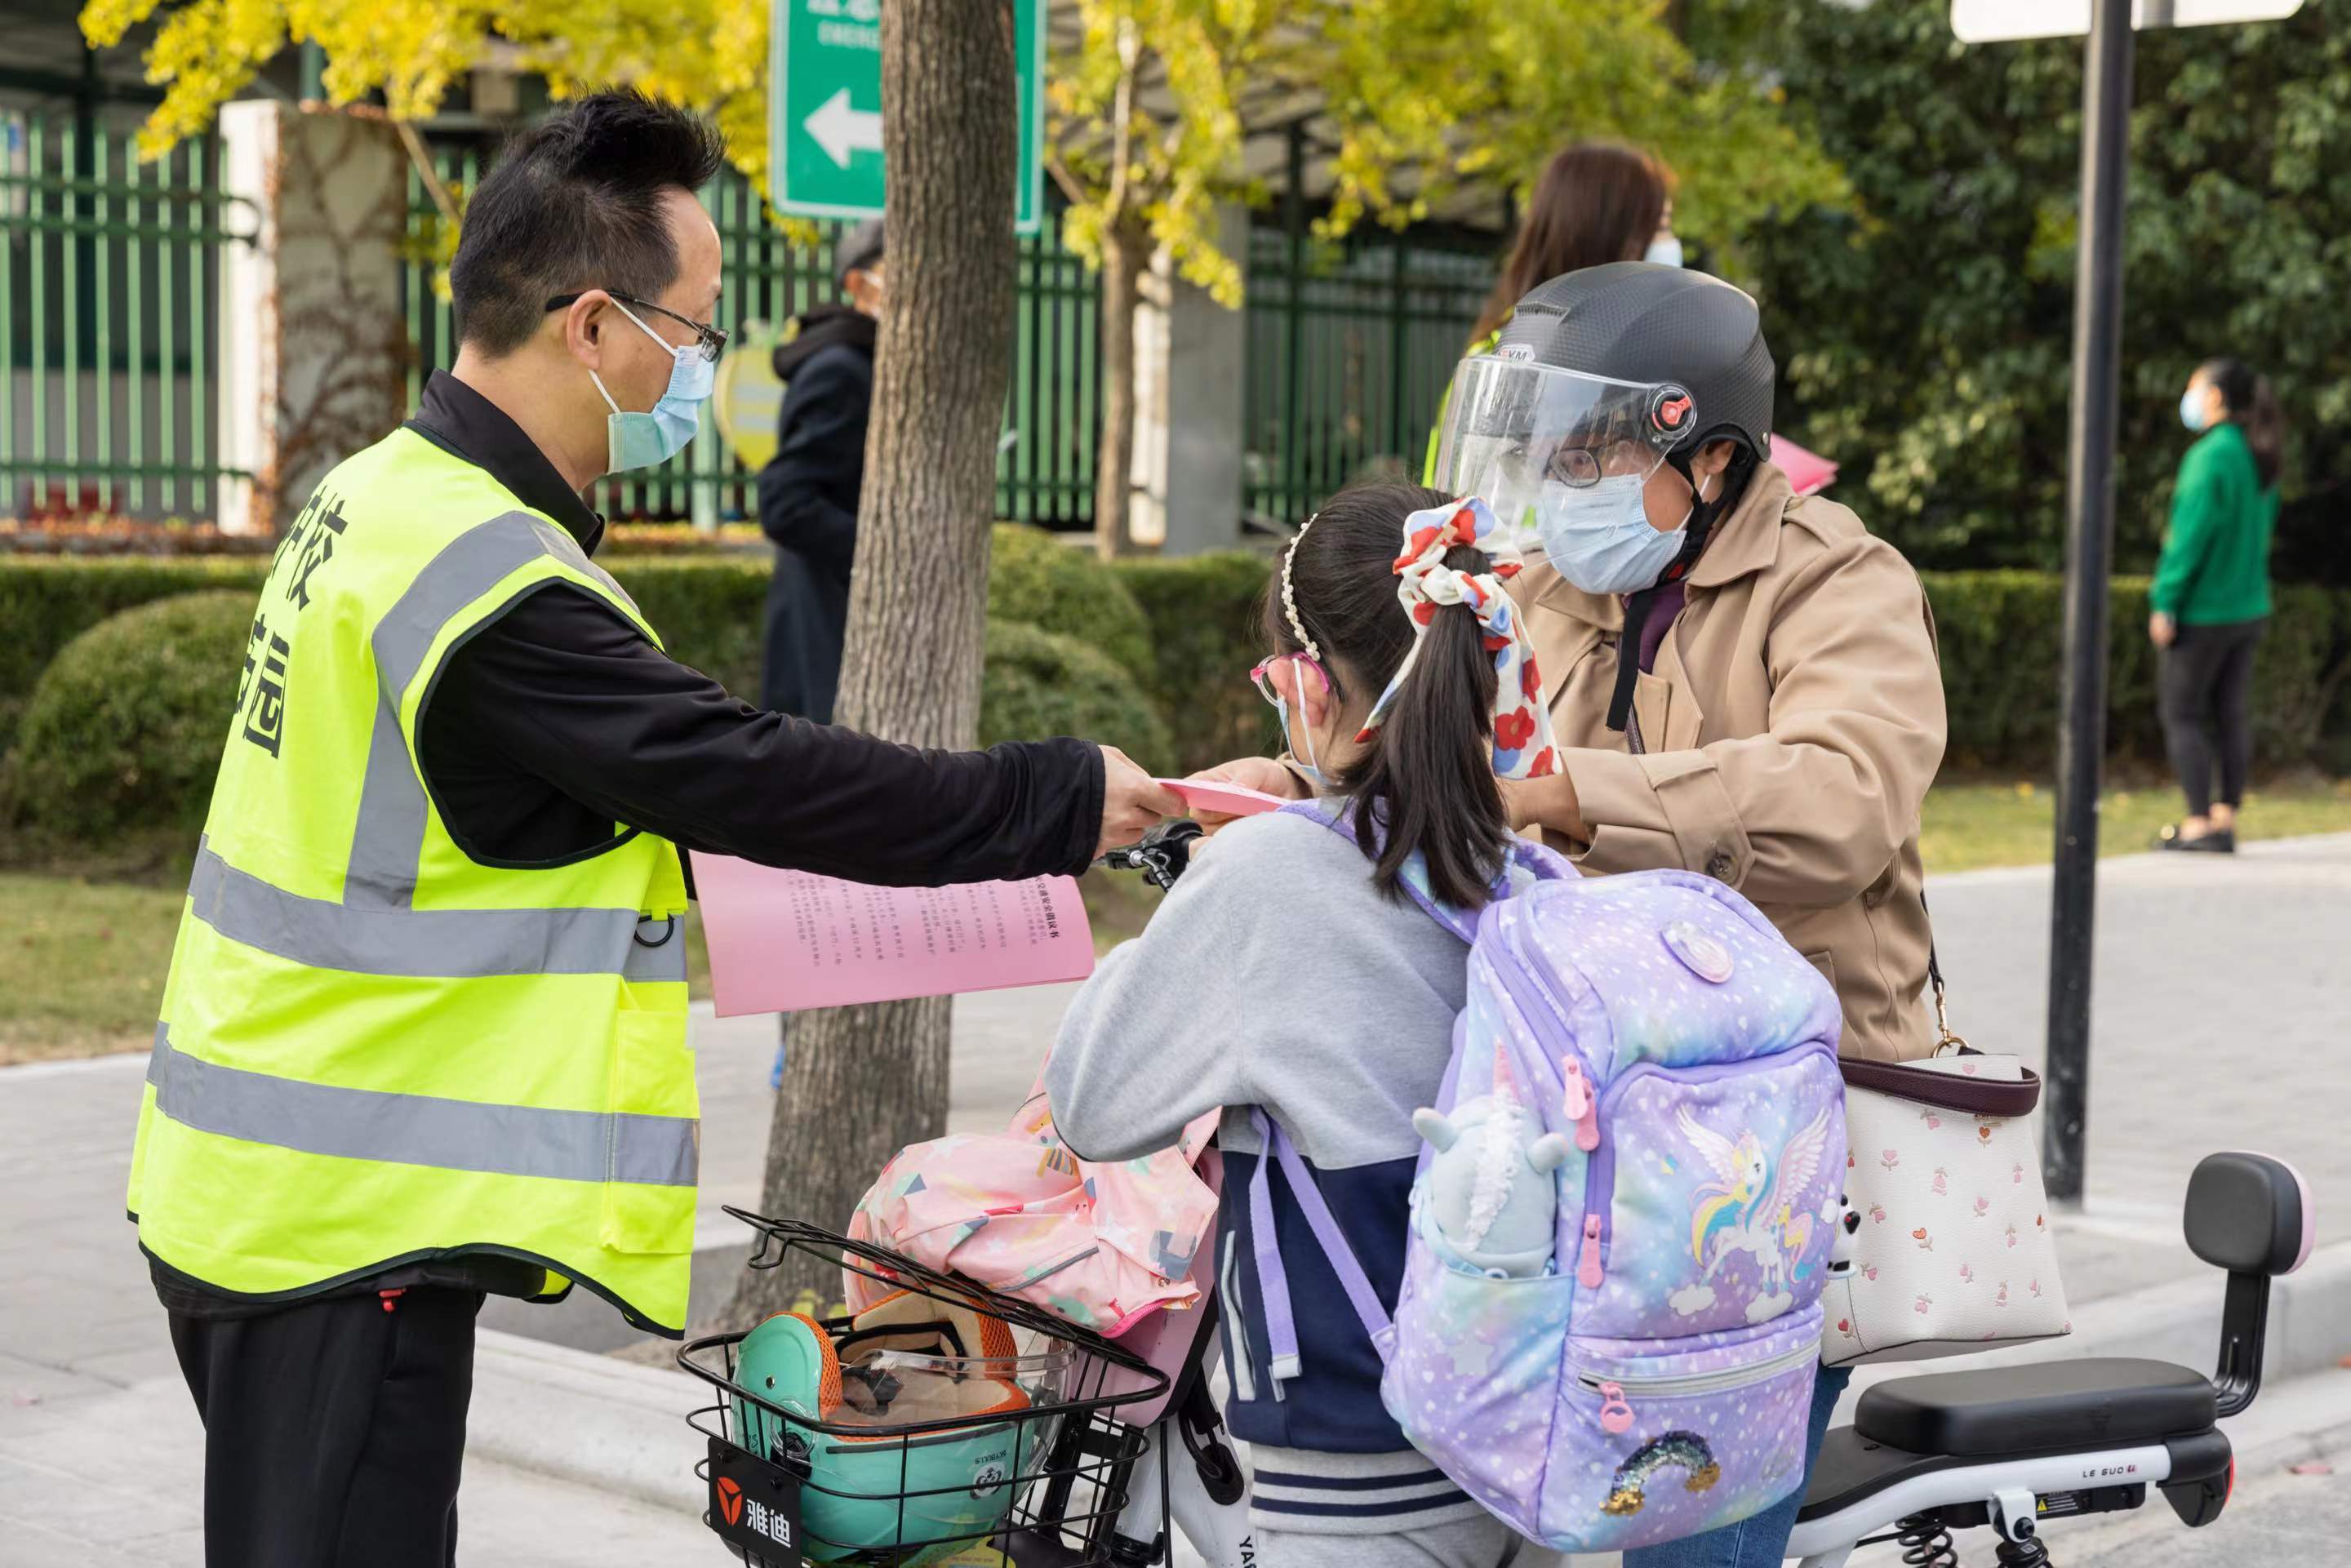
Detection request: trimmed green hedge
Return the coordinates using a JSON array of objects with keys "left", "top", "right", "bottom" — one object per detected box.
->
[
  {"left": 1, "top": 590, "right": 1168, "bottom": 849},
  {"left": 981, "top": 621, "right": 1172, "bottom": 775},
  {"left": 7, "top": 548, "right": 2346, "bottom": 792},
  {"left": 5, "top": 590, "right": 255, "bottom": 845},
  {"left": 1920, "top": 574, "right": 2347, "bottom": 771},
  {"left": 1109, "top": 551, "right": 1285, "bottom": 775},
  {"left": 0, "top": 525, "right": 1149, "bottom": 755},
  {"left": 0, "top": 557, "right": 267, "bottom": 753},
  {"left": 989, "top": 525, "right": 1153, "bottom": 684},
  {"left": 1104, "top": 555, "right": 2351, "bottom": 778}
]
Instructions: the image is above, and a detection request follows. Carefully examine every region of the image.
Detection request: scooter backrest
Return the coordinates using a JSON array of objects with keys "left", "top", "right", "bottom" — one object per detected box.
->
[{"left": 2184, "top": 1151, "right": 2313, "bottom": 1277}]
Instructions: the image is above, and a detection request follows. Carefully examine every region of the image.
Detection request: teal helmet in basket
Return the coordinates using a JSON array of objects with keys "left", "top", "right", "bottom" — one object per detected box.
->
[{"left": 734, "top": 1291, "right": 1069, "bottom": 1561}]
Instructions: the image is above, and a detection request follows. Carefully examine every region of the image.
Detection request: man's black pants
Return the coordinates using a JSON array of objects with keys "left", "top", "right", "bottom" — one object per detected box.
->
[{"left": 169, "top": 1286, "right": 482, "bottom": 1567}]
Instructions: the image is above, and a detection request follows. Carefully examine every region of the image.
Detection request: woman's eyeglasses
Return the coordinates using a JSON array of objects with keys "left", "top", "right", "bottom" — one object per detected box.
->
[{"left": 544, "top": 289, "right": 729, "bottom": 363}]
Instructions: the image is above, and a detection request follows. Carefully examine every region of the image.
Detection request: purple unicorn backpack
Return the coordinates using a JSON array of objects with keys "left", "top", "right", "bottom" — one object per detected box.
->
[{"left": 1255, "top": 802, "right": 1847, "bottom": 1553}]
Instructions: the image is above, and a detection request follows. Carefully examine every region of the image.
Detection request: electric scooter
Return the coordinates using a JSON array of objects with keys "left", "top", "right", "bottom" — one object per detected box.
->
[
  {"left": 1100, "top": 820, "right": 2318, "bottom": 1568},
  {"left": 1787, "top": 1148, "right": 2312, "bottom": 1566}
]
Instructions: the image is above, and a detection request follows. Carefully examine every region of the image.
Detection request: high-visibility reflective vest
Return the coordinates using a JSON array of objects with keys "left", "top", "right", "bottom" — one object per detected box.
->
[
  {"left": 1423, "top": 326, "right": 1504, "bottom": 487},
  {"left": 128, "top": 427, "right": 697, "bottom": 1334}
]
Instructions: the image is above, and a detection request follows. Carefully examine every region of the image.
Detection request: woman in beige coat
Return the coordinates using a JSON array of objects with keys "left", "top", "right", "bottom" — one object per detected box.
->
[{"left": 1202, "top": 263, "right": 1947, "bottom": 1066}]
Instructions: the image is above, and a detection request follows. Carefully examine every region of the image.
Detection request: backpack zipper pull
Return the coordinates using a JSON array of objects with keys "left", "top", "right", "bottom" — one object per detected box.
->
[
  {"left": 1596, "top": 1380, "right": 1634, "bottom": 1435},
  {"left": 1561, "top": 1060, "right": 1601, "bottom": 1153},
  {"left": 1576, "top": 1216, "right": 1605, "bottom": 1290}
]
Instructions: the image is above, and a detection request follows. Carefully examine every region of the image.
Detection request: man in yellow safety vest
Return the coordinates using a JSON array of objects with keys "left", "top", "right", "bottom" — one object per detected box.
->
[{"left": 131, "top": 90, "right": 1176, "bottom": 1566}]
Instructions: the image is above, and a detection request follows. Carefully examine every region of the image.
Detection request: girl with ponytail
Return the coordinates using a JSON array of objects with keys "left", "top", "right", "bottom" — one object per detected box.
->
[
  {"left": 1046, "top": 483, "right": 1553, "bottom": 1568},
  {"left": 2153, "top": 358, "right": 2285, "bottom": 852}
]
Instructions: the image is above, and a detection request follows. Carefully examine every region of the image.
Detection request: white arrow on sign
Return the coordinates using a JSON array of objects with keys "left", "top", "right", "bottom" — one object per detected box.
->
[{"left": 803, "top": 87, "right": 882, "bottom": 169}]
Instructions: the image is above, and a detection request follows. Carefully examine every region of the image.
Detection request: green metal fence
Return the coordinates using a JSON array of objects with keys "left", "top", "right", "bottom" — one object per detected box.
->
[
  {"left": 1242, "top": 221, "right": 1496, "bottom": 527},
  {"left": 401, "top": 140, "right": 1101, "bottom": 528},
  {"left": 3, "top": 105, "right": 1491, "bottom": 538},
  {"left": 1, "top": 109, "right": 250, "bottom": 517}
]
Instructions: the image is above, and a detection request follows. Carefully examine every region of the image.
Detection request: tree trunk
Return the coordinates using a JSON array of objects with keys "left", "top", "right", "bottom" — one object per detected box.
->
[
  {"left": 1091, "top": 220, "right": 1149, "bottom": 559},
  {"left": 731, "top": 0, "right": 1020, "bottom": 1318}
]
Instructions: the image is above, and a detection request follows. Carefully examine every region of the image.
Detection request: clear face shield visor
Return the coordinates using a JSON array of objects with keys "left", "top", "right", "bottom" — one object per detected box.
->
[{"left": 1429, "top": 357, "right": 1697, "bottom": 550}]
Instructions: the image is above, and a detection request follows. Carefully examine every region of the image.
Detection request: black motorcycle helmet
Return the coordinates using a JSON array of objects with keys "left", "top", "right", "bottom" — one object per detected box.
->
[
  {"left": 1491, "top": 261, "right": 1774, "bottom": 462},
  {"left": 1491, "top": 262, "right": 1777, "bottom": 733}
]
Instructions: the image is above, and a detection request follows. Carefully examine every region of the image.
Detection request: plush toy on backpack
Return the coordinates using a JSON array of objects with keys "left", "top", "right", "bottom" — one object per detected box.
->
[{"left": 1411, "top": 1046, "right": 1569, "bottom": 1279}]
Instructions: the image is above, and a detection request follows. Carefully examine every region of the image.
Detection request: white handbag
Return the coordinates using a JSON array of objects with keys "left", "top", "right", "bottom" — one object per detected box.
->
[{"left": 1820, "top": 962, "right": 2071, "bottom": 1366}]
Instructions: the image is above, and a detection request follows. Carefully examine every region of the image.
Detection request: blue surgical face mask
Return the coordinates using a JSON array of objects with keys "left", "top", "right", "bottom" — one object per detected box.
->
[
  {"left": 1535, "top": 472, "right": 1691, "bottom": 595},
  {"left": 1645, "top": 234, "right": 1684, "bottom": 269},
  {"left": 2180, "top": 387, "right": 2210, "bottom": 433},
  {"left": 592, "top": 301, "right": 715, "bottom": 472}
]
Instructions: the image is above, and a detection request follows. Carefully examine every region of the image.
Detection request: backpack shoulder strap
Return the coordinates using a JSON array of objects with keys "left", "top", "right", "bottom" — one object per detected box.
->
[
  {"left": 1248, "top": 1109, "right": 1394, "bottom": 1384},
  {"left": 1277, "top": 798, "right": 1572, "bottom": 944}
]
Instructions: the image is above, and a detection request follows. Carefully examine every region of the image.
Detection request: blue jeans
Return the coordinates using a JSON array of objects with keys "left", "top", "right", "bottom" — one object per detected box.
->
[{"left": 1621, "top": 1366, "right": 1851, "bottom": 1568}]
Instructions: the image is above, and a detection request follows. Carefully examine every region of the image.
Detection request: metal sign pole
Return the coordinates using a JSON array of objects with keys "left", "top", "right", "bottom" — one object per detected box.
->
[{"left": 2043, "top": 0, "right": 2136, "bottom": 1206}]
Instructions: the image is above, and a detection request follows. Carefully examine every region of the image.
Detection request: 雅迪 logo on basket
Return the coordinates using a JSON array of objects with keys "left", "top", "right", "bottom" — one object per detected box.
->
[{"left": 714, "top": 1475, "right": 745, "bottom": 1526}]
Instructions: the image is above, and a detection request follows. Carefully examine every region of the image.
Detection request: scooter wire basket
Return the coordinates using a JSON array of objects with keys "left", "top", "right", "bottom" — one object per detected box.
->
[{"left": 680, "top": 1207, "right": 1170, "bottom": 1567}]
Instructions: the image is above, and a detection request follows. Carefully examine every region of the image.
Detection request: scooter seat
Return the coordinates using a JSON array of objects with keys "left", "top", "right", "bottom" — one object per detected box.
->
[{"left": 1856, "top": 1357, "right": 2215, "bottom": 1458}]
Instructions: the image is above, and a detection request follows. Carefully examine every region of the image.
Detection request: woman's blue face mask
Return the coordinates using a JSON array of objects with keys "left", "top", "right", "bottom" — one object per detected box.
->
[
  {"left": 1535, "top": 469, "right": 1711, "bottom": 596},
  {"left": 2180, "top": 385, "right": 2211, "bottom": 433}
]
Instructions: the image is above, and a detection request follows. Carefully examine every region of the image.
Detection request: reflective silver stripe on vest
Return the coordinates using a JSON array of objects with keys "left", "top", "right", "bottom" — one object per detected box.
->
[
  {"left": 348, "top": 513, "right": 592, "bottom": 908},
  {"left": 149, "top": 1026, "right": 696, "bottom": 1186},
  {"left": 190, "top": 841, "right": 687, "bottom": 983}
]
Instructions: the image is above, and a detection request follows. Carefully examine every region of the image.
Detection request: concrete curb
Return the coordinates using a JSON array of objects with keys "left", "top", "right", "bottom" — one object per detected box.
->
[
  {"left": 468, "top": 1327, "right": 710, "bottom": 1514},
  {"left": 465, "top": 1241, "right": 2351, "bottom": 1521}
]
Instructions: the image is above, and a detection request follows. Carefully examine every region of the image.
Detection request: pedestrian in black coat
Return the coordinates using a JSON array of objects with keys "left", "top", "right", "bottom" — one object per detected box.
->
[{"left": 757, "top": 217, "right": 883, "bottom": 722}]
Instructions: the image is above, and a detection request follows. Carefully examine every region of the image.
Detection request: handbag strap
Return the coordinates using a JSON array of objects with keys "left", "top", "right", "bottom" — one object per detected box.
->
[
  {"left": 1839, "top": 1056, "right": 2042, "bottom": 1117},
  {"left": 1922, "top": 892, "right": 1966, "bottom": 1054}
]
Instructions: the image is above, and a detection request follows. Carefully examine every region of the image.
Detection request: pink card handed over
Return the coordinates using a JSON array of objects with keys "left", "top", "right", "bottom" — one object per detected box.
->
[
  {"left": 690, "top": 854, "right": 1095, "bottom": 1017},
  {"left": 1156, "top": 777, "right": 1291, "bottom": 819}
]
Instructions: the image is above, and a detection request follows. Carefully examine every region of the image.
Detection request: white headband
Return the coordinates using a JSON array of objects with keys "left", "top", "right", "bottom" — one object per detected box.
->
[{"left": 1280, "top": 512, "right": 1323, "bottom": 663}]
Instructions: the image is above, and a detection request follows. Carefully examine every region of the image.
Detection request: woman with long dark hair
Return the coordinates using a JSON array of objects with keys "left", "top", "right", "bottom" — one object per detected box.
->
[
  {"left": 1469, "top": 142, "right": 1679, "bottom": 344},
  {"left": 2151, "top": 358, "right": 2284, "bottom": 853},
  {"left": 1425, "top": 144, "right": 1678, "bottom": 482}
]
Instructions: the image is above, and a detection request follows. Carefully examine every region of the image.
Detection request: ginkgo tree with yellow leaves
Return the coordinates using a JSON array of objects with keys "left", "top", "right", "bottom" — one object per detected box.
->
[
  {"left": 1047, "top": 0, "right": 1847, "bottom": 553},
  {"left": 77, "top": 0, "right": 775, "bottom": 195},
  {"left": 84, "top": 0, "right": 1842, "bottom": 557}
]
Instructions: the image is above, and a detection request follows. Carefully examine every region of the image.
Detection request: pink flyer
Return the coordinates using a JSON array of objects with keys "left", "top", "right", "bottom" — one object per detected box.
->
[
  {"left": 690, "top": 855, "right": 1095, "bottom": 1016},
  {"left": 1156, "top": 777, "right": 1291, "bottom": 818}
]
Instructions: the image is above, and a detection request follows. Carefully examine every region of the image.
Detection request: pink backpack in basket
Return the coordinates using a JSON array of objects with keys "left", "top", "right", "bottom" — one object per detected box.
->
[{"left": 847, "top": 1070, "right": 1220, "bottom": 1424}]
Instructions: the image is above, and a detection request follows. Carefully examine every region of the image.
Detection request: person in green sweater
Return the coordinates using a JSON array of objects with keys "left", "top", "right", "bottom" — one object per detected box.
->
[{"left": 2151, "top": 357, "right": 2284, "bottom": 853}]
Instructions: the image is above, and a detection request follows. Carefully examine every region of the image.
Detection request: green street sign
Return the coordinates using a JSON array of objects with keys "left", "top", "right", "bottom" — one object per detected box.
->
[{"left": 771, "top": 0, "right": 1044, "bottom": 233}]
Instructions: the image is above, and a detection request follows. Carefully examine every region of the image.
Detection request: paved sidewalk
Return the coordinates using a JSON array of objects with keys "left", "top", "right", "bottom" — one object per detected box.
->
[{"left": 6, "top": 835, "right": 2348, "bottom": 1561}]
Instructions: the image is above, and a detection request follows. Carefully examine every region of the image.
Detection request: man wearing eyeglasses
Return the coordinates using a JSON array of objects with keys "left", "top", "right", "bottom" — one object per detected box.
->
[{"left": 134, "top": 89, "right": 1176, "bottom": 1566}]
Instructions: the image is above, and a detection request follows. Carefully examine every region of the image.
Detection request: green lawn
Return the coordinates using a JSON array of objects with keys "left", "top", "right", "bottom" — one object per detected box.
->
[
  {"left": 8, "top": 776, "right": 2349, "bottom": 1065},
  {"left": 0, "top": 872, "right": 188, "bottom": 1064},
  {"left": 1918, "top": 775, "right": 2351, "bottom": 873}
]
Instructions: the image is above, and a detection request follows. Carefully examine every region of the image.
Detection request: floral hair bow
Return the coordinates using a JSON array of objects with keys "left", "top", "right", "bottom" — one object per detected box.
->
[{"left": 1354, "top": 496, "right": 1559, "bottom": 780}]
